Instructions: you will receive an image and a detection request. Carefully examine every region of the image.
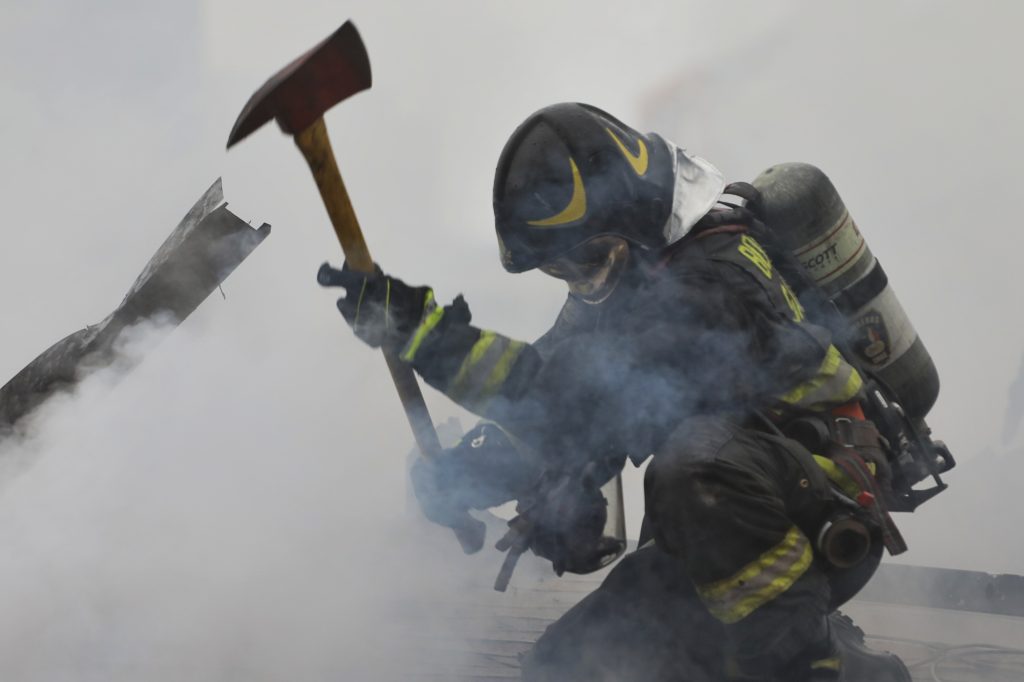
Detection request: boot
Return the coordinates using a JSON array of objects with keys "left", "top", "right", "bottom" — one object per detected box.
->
[{"left": 802, "top": 612, "right": 911, "bottom": 681}]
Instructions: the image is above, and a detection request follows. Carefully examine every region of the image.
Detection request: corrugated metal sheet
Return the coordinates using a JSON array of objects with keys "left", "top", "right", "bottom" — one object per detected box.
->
[{"left": 0, "top": 178, "right": 269, "bottom": 436}]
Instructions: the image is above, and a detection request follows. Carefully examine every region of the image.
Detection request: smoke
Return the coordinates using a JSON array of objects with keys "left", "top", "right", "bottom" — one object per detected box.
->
[
  {"left": 0, "top": 318, "right": 511, "bottom": 681},
  {"left": 1003, "top": 352, "right": 1024, "bottom": 445}
]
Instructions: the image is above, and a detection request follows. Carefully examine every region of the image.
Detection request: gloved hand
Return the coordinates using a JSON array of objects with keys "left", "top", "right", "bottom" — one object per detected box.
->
[
  {"left": 317, "top": 261, "right": 433, "bottom": 350},
  {"left": 410, "top": 422, "right": 536, "bottom": 529},
  {"left": 517, "top": 467, "right": 622, "bottom": 576}
]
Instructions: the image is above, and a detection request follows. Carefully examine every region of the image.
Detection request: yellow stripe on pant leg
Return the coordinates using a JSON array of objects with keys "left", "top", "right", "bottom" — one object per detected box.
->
[{"left": 697, "top": 526, "right": 814, "bottom": 624}]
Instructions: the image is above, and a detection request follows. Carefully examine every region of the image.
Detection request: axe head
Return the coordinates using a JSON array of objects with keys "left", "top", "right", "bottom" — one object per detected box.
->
[{"left": 227, "top": 20, "right": 372, "bottom": 148}]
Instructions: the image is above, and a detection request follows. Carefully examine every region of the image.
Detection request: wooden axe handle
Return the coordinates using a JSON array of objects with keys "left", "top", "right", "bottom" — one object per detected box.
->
[
  {"left": 294, "top": 119, "right": 375, "bottom": 273},
  {"left": 294, "top": 117, "right": 485, "bottom": 554}
]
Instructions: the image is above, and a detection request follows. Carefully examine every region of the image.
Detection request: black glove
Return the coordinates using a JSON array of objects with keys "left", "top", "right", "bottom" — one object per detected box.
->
[
  {"left": 410, "top": 423, "right": 537, "bottom": 528},
  {"left": 518, "top": 467, "right": 622, "bottom": 576},
  {"left": 317, "top": 261, "right": 433, "bottom": 350}
]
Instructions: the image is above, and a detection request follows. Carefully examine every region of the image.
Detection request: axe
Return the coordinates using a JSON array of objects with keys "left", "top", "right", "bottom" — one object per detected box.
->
[{"left": 227, "top": 21, "right": 485, "bottom": 554}]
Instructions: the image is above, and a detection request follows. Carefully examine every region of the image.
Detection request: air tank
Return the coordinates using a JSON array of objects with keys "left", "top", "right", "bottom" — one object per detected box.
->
[{"left": 752, "top": 162, "right": 940, "bottom": 420}]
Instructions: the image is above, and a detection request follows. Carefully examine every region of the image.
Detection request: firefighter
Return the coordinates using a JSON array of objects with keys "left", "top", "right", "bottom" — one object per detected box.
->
[{"left": 318, "top": 103, "right": 911, "bottom": 681}]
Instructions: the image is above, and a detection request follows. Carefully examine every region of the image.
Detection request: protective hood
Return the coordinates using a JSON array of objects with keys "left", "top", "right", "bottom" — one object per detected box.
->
[{"left": 661, "top": 141, "right": 726, "bottom": 246}]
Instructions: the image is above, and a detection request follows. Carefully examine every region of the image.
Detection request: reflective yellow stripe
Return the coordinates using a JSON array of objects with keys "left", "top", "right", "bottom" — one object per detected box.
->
[
  {"left": 778, "top": 346, "right": 863, "bottom": 410},
  {"left": 399, "top": 290, "right": 442, "bottom": 362},
  {"left": 813, "top": 454, "right": 862, "bottom": 499},
  {"left": 696, "top": 526, "right": 813, "bottom": 624},
  {"left": 838, "top": 365, "right": 864, "bottom": 402},
  {"left": 813, "top": 454, "right": 876, "bottom": 499},
  {"left": 481, "top": 340, "right": 525, "bottom": 397},
  {"left": 449, "top": 333, "right": 526, "bottom": 410},
  {"left": 811, "top": 657, "right": 841, "bottom": 671},
  {"left": 449, "top": 332, "right": 498, "bottom": 396},
  {"left": 779, "top": 346, "right": 842, "bottom": 405}
]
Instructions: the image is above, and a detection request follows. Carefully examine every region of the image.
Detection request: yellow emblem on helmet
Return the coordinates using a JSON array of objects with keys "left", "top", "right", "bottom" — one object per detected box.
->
[
  {"left": 606, "top": 127, "right": 648, "bottom": 176},
  {"left": 527, "top": 157, "right": 587, "bottom": 227}
]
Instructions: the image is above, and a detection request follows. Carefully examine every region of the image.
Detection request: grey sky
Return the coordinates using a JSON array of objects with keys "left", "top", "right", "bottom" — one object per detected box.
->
[{"left": 1, "top": 0, "right": 1023, "bottom": 675}]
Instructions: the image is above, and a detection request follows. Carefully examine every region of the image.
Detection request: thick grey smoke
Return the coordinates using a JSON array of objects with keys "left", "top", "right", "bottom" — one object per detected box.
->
[{"left": 0, "top": 319, "right": 512, "bottom": 680}]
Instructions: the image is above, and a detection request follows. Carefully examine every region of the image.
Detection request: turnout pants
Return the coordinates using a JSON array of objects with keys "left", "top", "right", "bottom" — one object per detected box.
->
[
  {"left": 644, "top": 414, "right": 852, "bottom": 677},
  {"left": 520, "top": 544, "right": 726, "bottom": 681}
]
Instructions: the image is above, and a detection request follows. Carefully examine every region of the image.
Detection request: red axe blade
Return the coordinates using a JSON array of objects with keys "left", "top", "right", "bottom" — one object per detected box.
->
[{"left": 226, "top": 21, "right": 372, "bottom": 148}]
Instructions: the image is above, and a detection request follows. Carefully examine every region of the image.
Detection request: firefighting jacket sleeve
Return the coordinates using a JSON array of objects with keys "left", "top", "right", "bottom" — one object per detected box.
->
[{"left": 400, "top": 231, "right": 859, "bottom": 462}]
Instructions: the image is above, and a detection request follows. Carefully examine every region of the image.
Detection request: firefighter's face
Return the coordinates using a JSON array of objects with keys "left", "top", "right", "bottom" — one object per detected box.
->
[{"left": 539, "top": 236, "right": 630, "bottom": 304}]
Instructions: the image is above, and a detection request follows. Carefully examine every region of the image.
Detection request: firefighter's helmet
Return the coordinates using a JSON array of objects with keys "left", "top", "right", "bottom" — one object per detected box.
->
[{"left": 492, "top": 102, "right": 725, "bottom": 272}]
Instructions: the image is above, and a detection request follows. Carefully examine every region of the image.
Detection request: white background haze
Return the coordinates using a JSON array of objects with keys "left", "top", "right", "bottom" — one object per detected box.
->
[{"left": 1, "top": 0, "right": 1024, "bottom": 678}]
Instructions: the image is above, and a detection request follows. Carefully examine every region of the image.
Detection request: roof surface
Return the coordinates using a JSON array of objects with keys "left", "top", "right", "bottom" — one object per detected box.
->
[{"left": 407, "top": 555, "right": 1024, "bottom": 681}]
